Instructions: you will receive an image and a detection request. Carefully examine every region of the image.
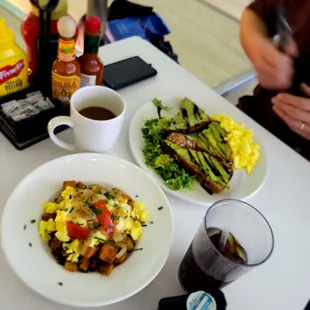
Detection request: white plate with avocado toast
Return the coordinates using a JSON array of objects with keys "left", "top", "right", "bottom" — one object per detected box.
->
[{"left": 129, "top": 96, "right": 268, "bottom": 206}]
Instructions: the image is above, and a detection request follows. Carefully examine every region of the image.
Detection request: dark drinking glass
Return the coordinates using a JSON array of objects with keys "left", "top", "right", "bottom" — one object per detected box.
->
[{"left": 178, "top": 199, "right": 274, "bottom": 292}]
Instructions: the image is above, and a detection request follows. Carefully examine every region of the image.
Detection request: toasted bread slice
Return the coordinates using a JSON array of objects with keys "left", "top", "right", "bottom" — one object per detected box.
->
[
  {"left": 167, "top": 132, "right": 233, "bottom": 172},
  {"left": 168, "top": 98, "right": 211, "bottom": 134},
  {"left": 162, "top": 140, "right": 228, "bottom": 194},
  {"left": 195, "top": 121, "right": 233, "bottom": 162}
]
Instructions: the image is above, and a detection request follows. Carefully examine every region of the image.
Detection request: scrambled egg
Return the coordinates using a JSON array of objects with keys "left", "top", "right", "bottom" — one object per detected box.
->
[
  {"left": 212, "top": 115, "right": 260, "bottom": 174},
  {"left": 38, "top": 184, "right": 150, "bottom": 264},
  {"left": 55, "top": 210, "right": 70, "bottom": 242},
  {"left": 39, "top": 218, "right": 56, "bottom": 241},
  {"left": 63, "top": 240, "right": 80, "bottom": 263}
]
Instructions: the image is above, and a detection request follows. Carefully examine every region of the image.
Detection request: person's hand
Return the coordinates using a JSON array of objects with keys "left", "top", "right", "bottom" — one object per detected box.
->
[
  {"left": 250, "top": 37, "right": 298, "bottom": 90},
  {"left": 272, "top": 83, "right": 310, "bottom": 140}
]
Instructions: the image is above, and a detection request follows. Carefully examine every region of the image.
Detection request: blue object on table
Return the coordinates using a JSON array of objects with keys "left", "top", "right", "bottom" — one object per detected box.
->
[{"left": 107, "top": 12, "right": 170, "bottom": 42}]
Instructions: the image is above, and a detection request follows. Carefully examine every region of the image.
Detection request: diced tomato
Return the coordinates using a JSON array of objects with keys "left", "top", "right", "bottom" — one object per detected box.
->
[
  {"left": 93, "top": 200, "right": 114, "bottom": 234},
  {"left": 67, "top": 222, "right": 91, "bottom": 239}
]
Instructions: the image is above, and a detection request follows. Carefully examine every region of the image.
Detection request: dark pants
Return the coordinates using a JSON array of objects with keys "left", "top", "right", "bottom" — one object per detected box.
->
[{"left": 237, "top": 87, "right": 310, "bottom": 161}]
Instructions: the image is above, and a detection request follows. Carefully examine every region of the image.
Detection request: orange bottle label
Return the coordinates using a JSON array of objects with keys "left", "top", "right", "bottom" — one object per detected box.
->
[
  {"left": 58, "top": 38, "right": 76, "bottom": 62},
  {"left": 52, "top": 71, "right": 80, "bottom": 104}
]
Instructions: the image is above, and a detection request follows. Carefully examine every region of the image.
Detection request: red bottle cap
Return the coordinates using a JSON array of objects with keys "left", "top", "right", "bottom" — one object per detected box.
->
[{"left": 85, "top": 16, "right": 102, "bottom": 34}]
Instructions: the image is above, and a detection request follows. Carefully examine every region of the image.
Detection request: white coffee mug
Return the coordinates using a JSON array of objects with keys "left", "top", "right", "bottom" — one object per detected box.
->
[{"left": 48, "top": 86, "right": 126, "bottom": 152}]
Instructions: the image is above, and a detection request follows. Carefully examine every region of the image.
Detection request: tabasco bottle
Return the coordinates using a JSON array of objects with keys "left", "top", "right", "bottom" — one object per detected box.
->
[
  {"left": 52, "top": 16, "right": 80, "bottom": 105},
  {"left": 78, "top": 16, "right": 104, "bottom": 87}
]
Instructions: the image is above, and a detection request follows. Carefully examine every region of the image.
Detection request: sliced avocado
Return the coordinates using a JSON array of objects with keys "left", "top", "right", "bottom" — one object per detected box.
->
[
  {"left": 165, "top": 140, "right": 192, "bottom": 162},
  {"left": 205, "top": 153, "right": 230, "bottom": 185},
  {"left": 189, "top": 149, "right": 201, "bottom": 166},
  {"left": 169, "top": 111, "right": 188, "bottom": 131},
  {"left": 196, "top": 136, "right": 217, "bottom": 157},
  {"left": 211, "top": 121, "right": 227, "bottom": 139},
  {"left": 209, "top": 122, "right": 232, "bottom": 159},
  {"left": 200, "top": 129, "right": 225, "bottom": 157},
  {"left": 209, "top": 122, "right": 223, "bottom": 143},
  {"left": 196, "top": 152, "right": 225, "bottom": 186},
  {"left": 180, "top": 98, "right": 210, "bottom": 127},
  {"left": 218, "top": 143, "right": 232, "bottom": 159}
]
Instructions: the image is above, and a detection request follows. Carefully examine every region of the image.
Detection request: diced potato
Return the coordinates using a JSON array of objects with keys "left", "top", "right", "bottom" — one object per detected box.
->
[
  {"left": 79, "top": 259, "right": 89, "bottom": 272},
  {"left": 50, "top": 236, "right": 62, "bottom": 251},
  {"left": 42, "top": 213, "right": 56, "bottom": 221},
  {"left": 121, "top": 193, "right": 131, "bottom": 201},
  {"left": 97, "top": 263, "right": 114, "bottom": 276},
  {"left": 125, "top": 235, "right": 135, "bottom": 252},
  {"left": 64, "top": 261, "right": 78, "bottom": 272},
  {"left": 89, "top": 258, "right": 98, "bottom": 271},
  {"left": 114, "top": 252, "right": 128, "bottom": 265},
  {"left": 51, "top": 250, "right": 63, "bottom": 263},
  {"left": 77, "top": 181, "right": 86, "bottom": 188},
  {"left": 98, "top": 244, "right": 118, "bottom": 264},
  {"left": 54, "top": 196, "right": 64, "bottom": 204},
  {"left": 84, "top": 246, "right": 99, "bottom": 259},
  {"left": 62, "top": 181, "right": 77, "bottom": 190}
]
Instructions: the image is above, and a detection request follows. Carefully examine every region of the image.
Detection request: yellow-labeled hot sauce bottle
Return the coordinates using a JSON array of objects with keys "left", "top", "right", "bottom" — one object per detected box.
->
[{"left": 52, "top": 16, "right": 80, "bottom": 105}]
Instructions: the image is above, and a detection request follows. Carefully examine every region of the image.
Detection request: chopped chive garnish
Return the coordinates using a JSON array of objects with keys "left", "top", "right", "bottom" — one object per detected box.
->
[
  {"left": 30, "top": 219, "right": 36, "bottom": 224},
  {"left": 93, "top": 237, "right": 121, "bottom": 249},
  {"left": 77, "top": 223, "right": 84, "bottom": 226},
  {"left": 29, "top": 243, "right": 32, "bottom": 247},
  {"left": 113, "top": 203, "right": 118, "bottom": 207},
  {"left": 106, "top": 193, "right": 114, "bottom": 200},
  {"left": 89, "top": 205, "right": 102, "bottom": 215},
  {"left": 135, "top": 195, "right": 139, "bottom": 198},
  {"left": 69, "top": 194, "right": 72, "bottom": 199},
  {"left": 150, "top": 221, "right": 154, "bottom": 224},
  {"left": 69, "top": 208, "right": 74, "bottom": 213},
  {"left": 134, "top": 248, "right": 143, "bottom": 251},
  {"left": 158, "top": 206, "right": 163, "bottom": 210},
  {"left": 105, "top": 200, "right": 109, "bottom": 204},
  {"left": 63, "top": 208, "right": 68, "bottom": 212},
  {"left": 142, "top": 224, "right": 147, "bottom": 227},
  {"left": 94, "top": 236, "right": 105, "bottom": 242},
  {"left": 58, "top": 282, "right": 63, "bottom": 286},
  {"left": 23, "top": 224, "right": 27, "bottom": 230}
]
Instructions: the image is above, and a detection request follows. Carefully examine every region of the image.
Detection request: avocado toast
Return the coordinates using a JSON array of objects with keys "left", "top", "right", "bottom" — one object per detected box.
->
[
  {"left": 142, "top": 97, "right": 234, "bottom": 195},
  {"left": 168, "top": 98, "right": 211, "bottom": 133}
]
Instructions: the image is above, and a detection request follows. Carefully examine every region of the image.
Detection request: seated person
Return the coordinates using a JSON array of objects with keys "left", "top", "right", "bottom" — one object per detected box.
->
[{"left": 238, "top": 0, "right": 310, "bottom": 161}]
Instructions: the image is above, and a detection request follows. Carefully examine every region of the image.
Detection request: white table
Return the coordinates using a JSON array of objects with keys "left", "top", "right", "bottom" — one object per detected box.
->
[{"left": 1, "top": 37, "right": 310, "bottom": 310}]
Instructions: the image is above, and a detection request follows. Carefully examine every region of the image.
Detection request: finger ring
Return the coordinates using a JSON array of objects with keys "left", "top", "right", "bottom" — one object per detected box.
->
[{"left": 300, "top": 122, "right": 306, "bottom": 130}]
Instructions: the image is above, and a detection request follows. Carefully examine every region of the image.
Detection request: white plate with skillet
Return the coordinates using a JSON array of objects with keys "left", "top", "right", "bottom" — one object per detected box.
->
[
  {"left": 129, "top": 96, "right": 268, "bottom": 206},
  {"left": 1, "top": 153, "right": 173, "bottom": 307}
]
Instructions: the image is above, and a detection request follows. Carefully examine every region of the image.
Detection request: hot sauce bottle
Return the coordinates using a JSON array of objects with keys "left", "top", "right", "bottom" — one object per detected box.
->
[
  {"left": 52, "top": 16, "right": 80, "bottom": 105},
  {"left": 78, "top": 16, "right": 104, "bottom": 87}
]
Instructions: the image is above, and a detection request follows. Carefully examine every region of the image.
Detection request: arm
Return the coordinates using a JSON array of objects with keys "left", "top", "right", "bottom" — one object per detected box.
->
[
  {"left": 239, "top": 2, "right": 296, "bottom": 90},
  {"left": 240, "top": 8, "right": 270, "bottom": 63}
]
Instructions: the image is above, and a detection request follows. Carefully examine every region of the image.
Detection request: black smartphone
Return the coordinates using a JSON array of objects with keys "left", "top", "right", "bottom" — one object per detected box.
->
[{"left": 102, "top": 56, "right": 157, "bottom": 90}]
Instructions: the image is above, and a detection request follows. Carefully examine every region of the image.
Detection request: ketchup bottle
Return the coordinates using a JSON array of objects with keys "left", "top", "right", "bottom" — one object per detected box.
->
[
  {"left": 78, "top": 16, "right": 104, "bottom": 87},
  {"left": 21, "top": 0, "right": 69, "bottom": 79}
]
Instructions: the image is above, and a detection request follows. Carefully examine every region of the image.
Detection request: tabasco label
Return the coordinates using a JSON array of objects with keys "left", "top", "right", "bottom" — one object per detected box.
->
[
  {"left": 58, "top": 38, "right": 76, "bottom": 62},
  {"left": 52, "top": 71, "right": 80, "bottom": 104}
]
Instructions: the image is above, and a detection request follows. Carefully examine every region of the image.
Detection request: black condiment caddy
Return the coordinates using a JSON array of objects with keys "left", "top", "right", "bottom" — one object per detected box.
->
[
  {"left": 0, "top": 87, "right": 69, "bottom": 150},
  {"left": 0, "top": 0, "right": 69, "bottom": 150}
]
